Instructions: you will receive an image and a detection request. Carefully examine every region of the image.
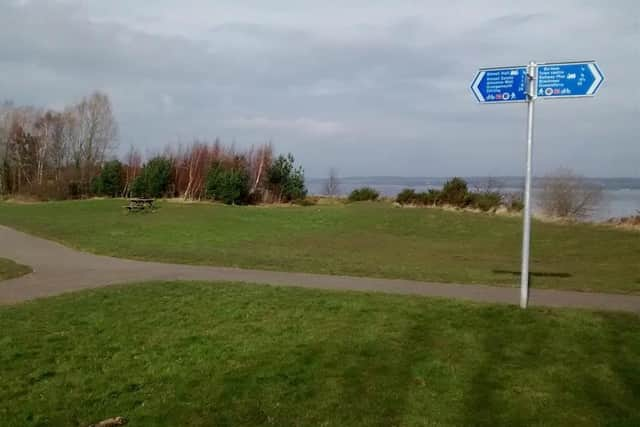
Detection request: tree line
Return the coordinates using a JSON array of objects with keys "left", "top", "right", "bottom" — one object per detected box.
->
[
  {"left": 0, "top": 92, "right": 117, "bottom": 198},
  {"left": 0, "top": 93, "right": 307, "bottom": 204}
]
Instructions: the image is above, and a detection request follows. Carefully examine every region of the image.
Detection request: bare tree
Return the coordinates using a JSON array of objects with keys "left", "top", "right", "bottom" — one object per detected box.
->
[
  {"left": 538, "top": 168, "right": 603, "bottom": 220},
  {"left": 47, "top": 111, "right": 69, "bottom": 183},
  {"left": 33, "top": 111, "right": 65, "bottom": 185},
  {"left": 5, "top": 107, "right": 41, "bottom": 192},
  {"left": 0, "top": 101, "right": 14, "bottom": 194},
  {"left": 1, "top": 103, "right": 60, "bottom": 193},
  {"left": 71, "top": 92, "right": 118, "bottom": 182},
  {"left": 182, "top": 142, "right": 209, "bottom": 200},
  {"left": 250, "top": 143, "right": 273, "bottom": 195},
  {"left": 323, "top": 168, "right": 340, "bottom": 196},
  {"left": 473, "top": 176, "right": 502, "bottom": 194},
  {"left": 122, "top": 145, "right": 142, "bottom": 197},
  {"left": 0, "top": 92, "right": 119, "bottom": 197}
]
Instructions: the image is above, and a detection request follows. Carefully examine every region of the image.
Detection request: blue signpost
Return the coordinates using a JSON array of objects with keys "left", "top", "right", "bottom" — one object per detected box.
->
[
  {"left": 537, "top": 62, "right": 604, "bottom": 98},
  {"left": 470, "top": 60, "right": 604, "bottom": 309},
  {"left": 471, "top": 66, "right": 527, "bottom": 103}
]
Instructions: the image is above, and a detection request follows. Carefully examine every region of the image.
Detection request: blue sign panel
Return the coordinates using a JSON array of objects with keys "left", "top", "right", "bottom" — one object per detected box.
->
[
  {"left": 471, "top": 67, "right": 527, "bottom": 103},
  {"left": 537, "top": 62, "right": 604, "bottom": 98}
]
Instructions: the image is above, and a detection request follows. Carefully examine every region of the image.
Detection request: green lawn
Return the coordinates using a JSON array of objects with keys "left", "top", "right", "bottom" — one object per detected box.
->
[
  {"left": 0, "top": 281, "right": 639, "bottom": 426},
  {"left": 0, "top": 257, "right": 31, "bottom": 281},
  {"left": 0, "top": 199, "right": 638, "bottom": 293}
]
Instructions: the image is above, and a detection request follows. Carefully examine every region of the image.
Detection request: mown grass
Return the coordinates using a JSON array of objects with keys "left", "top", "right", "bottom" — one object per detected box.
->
[
  {"left": 0, "top": 257, "right": 31, "bottom": 281},
  {"left": 0, "top": 281, "right": 639, "bottom": 426},
  {"left": 0, "top": 199, "right": 638, "bottom": 293}
]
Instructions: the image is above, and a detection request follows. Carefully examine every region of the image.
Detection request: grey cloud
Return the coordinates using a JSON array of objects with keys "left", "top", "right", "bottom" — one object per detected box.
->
[
  {"left": 1, "top": 3, "right": 213, "bottom": 82},
  {"left": 1, "top": 0, "right": 638, "bottom": 177},
  {"left": 487, "top": 13, "right": 547, "bottom": 27}
]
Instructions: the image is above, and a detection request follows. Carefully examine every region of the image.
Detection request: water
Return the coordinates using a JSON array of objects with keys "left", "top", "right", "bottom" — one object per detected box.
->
[{"left": 307, "top": 176, "right": 640, "bottom": 221}]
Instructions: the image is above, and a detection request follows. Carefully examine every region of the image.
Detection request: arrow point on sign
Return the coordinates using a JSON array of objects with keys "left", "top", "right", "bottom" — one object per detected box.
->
[
  {"left": 471, "top": 71, "right": 485, "bottom": 102},
  {"left": 587, "top": 63, "right": 604, "bottom": 95}
]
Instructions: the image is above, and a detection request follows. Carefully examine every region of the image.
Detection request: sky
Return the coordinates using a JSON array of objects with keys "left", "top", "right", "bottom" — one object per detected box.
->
[{"left": 1, "top": 0, "right": 638, "bottom": 177}]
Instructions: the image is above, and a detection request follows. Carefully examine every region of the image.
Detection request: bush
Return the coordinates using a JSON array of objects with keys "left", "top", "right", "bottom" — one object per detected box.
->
[
  {"left": 420, "top": 189, "right": 441, "bottom": 205},
  {"left": 268, "top": 154, "right": 307, "bottom": 202},
  {"left": 348, "top": 187, "right": 379, "bottom": 202},
  {"left": 283, "top": 167, "right": 307, "bottom": 201},
  {"left": 509, "top": 199, "right": 524, "bottom": 212},
  {"left": 468, "top": 191, "right": 502, "bottom": 212},
  {"left": 91, "top": 160, "right": 123, "bottom": 197},
  {"left": 396, "top": 188, "right": 440, "bottom": 205},
  {"left": 396, "top": 188, "right": 417, "bottom": 204},
  {"left": 440, "top": 177, "right": 469, "bottom": 207},
  {"left": 396, "top": 179, "right": 508, "bottom": 213},
  {"left": 504, "top": 193, "right": 524, "bottom": 212},
  {"left": 205, "top": 162, "right": 250, "bottom": 205},
  {"left": 131, "top": 157, "right": 172, "bottom": 198}
]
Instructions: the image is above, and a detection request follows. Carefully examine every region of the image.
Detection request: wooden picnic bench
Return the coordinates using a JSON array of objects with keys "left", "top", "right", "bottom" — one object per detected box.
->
[{"left": 126, "top": 198, "right": 155, "bottom": 212}]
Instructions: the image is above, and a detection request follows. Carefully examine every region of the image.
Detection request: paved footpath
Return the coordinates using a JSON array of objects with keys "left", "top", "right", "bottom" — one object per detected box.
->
[{"left": 1, "top": 225, "right": 639, "bottom": 313}]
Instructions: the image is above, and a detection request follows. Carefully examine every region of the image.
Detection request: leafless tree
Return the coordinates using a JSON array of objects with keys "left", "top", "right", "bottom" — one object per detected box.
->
[
  {"left": 473, "top": 176, "right": 502, "bottom": 194},
  {"left": 0, "top": 92, "right": 119, "bottom": 197},
  {"left": 47, "top": 111, "right": 70, "bottom": 182},
  {"left": 33, "top": 111, "right": 65, "bottom": 185},
  {"left": 538, "top": 168, "right": 603, "bottom": 220},
  {"left": 122, "top": 145, "right": 142, "bottom": 197},
  {"left": 71, "top": 92, "right": 118, "bottom": 181},
  {"left": 323, "top": 168, "right": 340, "bottom": 196},
  {"left": 5, "top": 107, "right": 41, "bottom": 192},
  {"left": 250, "top": 143, "right": 273, "bottom": 195},
  {"left": 0, "top": 101, "right": 14, "bottom": 194}
]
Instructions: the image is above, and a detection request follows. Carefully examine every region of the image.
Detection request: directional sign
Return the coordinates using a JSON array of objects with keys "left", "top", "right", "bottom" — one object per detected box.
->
[
  {"left": 471, "top": 66, "right": 527, "bottom": 103},
  {"left": 537, "top": 61, "right": 604, "bottom": 98},
  {"left": 469, "top": 59, "right": 605, "bottom": 309}
]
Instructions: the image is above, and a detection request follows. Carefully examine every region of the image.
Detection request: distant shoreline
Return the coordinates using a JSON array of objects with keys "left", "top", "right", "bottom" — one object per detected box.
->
[
  {"left": 307, "top": 176, "right": 640, "bottom": 190},
  {"left": 306, "top": 176, "right": 640, "bottom": 221}
]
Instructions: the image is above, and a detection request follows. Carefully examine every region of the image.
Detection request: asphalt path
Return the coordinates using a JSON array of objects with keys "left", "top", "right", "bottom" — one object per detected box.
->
[{"left": 1, "top": 225, "right": 638, "bottom": 313}]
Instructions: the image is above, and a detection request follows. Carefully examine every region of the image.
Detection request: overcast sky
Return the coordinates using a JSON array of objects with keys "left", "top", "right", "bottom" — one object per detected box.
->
[{"left": 2, "top": 0, "right": 639, "bottom": 177}]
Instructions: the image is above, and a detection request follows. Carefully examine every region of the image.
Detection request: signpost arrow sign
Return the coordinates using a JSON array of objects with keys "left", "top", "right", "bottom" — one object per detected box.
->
[
  {"left": 470, "top": 60, "right": 604, "bottom": 309},
  {"left": 537, "top": 61, "right": 604, "bottom": 98},
  {"left": 471, "top": 66, "right": 527, "bottom": 103}
]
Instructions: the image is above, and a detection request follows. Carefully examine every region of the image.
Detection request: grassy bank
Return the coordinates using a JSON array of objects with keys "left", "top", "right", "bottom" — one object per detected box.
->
[
  {"left": 1, "top": 281, "right": 639, "bottom": 426},
  {"left": 0, "top": 258, "right": 31, "bottom": 281},
  {"left": 0, "top": 199, "right": 638, "bottom": 293}
]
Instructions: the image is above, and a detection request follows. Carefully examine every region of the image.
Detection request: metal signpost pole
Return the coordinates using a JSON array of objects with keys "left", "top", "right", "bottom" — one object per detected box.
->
[
  {"left": 471, "top": 59, "right": 602, "bottom": 309},
  {"left": 520, "top": 61, "right": 537, "bottom": 309}
]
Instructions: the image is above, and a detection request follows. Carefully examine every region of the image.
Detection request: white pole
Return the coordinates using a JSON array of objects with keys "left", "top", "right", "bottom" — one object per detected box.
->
[{"left": 520, "top": 61, "right": 537, "bottom": 309}]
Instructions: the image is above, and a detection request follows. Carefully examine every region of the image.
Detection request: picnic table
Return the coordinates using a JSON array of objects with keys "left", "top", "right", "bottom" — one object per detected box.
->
[{"left": 126, "top": 198, "right": 155, "bottom": 212}]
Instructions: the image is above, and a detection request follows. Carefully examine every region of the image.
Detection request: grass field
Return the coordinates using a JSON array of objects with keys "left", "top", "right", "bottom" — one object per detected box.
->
[
  {"left": 0, "top": 199, "right": 638, "bottom": 293},
  {"left": 1, "top": 281, "right": 639, "bottom": 426},
  {"left": 0, "top": 257, "right": 31, "bottom": 281}
]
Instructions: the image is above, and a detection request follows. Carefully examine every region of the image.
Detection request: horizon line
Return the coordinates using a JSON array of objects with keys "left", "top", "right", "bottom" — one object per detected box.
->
[{"left": 307, "top": 175, "right": 640, "bottom": 180}]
